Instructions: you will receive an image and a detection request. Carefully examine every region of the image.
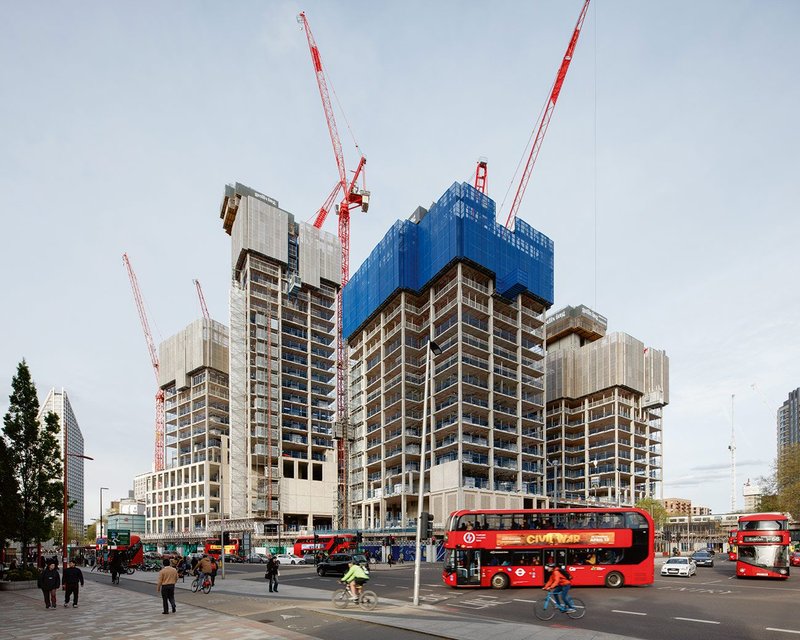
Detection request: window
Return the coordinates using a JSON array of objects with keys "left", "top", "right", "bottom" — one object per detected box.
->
[{"left": 312, "top": 464, "right": 322, "bottom": 481}]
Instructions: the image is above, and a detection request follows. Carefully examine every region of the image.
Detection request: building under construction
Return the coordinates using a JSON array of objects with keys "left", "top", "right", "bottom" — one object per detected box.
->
[
  {"left": 343, "top": 182, "right": 554, "bottom": 530},
  {"left": 140, "top": 318, "right": 230, "bottom": 539},
  {"left": 545, "top": 304, "right": 669, "bottom": 506},
  {"left": 220, "top": 182, "right": 341, "bottom": 533}
]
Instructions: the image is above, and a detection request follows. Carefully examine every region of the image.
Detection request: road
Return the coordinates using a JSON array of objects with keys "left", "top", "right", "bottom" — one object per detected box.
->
[{"left": 87, "top": 559, "right": 800, "bottom": 640}]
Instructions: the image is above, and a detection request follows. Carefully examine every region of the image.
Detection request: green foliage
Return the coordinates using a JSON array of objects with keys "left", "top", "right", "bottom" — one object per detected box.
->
[
  {"left": 635, "top": 497, "right": 669, "bottom": 529},
  {"left": 85, "top": 522, "right": 97, "bottom": 545},
  {"left": 2, "top": 360, "right": 64, "bottom": 555},
  {"left": 0, "top": 437, "right": 20, "bottom": 552},
  {"left": 758, "top": 443, "right": 800, "bottom": 519},
  {"left": 6, "top": 566, "right": 40, "bottom": 582}
]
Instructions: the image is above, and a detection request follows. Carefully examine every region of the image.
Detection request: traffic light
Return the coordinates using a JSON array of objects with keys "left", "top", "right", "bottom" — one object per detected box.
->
[
  {"left": 313, "top": 533, "right": 319, "bottom": 548},
  {"left": 222, "top": 532, "right": 231, "bottom": 545},
  {"left": 421, "top": 511, "right": 434, "bottom": 538},
  {"left": 356, "top": 531, "right": 363, "bottom": 544}
]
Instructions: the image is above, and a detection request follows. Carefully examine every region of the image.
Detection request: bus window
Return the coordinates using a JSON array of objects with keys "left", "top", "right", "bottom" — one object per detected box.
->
[
  {"left": 742, "top": 520, "right": 785, "bottom": 531},
  {"left": 625, "top": 512, "right": 648, "bottom": 529}
]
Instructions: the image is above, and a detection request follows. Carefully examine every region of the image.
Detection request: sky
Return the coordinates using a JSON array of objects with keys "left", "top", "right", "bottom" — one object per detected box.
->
[{"left": 1, "top": 0, "right": 798, "bottom": 522}]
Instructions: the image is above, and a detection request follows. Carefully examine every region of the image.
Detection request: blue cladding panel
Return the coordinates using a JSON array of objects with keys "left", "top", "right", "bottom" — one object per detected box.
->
[{"left": 343, "top": 181, "right": 554, "bottom": 340}]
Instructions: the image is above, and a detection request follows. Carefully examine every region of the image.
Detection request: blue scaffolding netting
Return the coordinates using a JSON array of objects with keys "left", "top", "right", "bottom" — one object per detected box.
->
[{"left": 343, "top": 181, "right": 554, "bottom": 341}]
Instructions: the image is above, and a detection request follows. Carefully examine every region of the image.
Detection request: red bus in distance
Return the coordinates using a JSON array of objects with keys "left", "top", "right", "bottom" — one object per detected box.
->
[
  {"left": 735, "top": 513, "right": 790, "bottom": 579},
  {"left": 443, "top": 508, "right": 654, "bottom": 589},
  {"left": 292, "top": 534, "right": 356, "bottom": 558},
  {"left": 204, "top": 537, "right": 240, "bottom": 559}
]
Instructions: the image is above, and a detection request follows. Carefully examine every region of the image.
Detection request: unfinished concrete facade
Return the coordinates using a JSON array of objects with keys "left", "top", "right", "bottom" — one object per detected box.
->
[
  {"left": 220, "top": 183, "right": 340, "bottom": 533},
  {"left": 343, "top": 182, "right": 555, "bottom": 531},
  {"left": 142, "top": 318, "right": 230, "bottom": 539},
  {"left": 545, "top": 305, "right": 669, "bottom": 506}
]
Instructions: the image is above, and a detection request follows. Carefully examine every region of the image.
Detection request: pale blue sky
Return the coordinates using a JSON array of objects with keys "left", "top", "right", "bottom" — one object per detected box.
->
[{"left": 1, "top": 1, "right": 798, "bottom": 520}]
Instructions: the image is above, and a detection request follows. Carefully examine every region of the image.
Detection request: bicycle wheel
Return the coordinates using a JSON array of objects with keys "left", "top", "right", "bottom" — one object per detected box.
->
[
  {"left": 332, "top": 589, "right": 350, "bottom": 609},
  {"left": 201, "top": 580, "right": 212, "bottom": 594},
  {"left": 191, "top": 578, "right": 199, "bottom": 593},
  {"left": 566, "top": 597, "right": 586, "bottom": 620},
  {"left": 359, "top": 590, "right": 378, "bottom": 611},
  {"left": 534, "top": 596, "right": 556, "bottom": 621},
  {"left": 126, "top": 567, "right": 135, "bottom": 575}
]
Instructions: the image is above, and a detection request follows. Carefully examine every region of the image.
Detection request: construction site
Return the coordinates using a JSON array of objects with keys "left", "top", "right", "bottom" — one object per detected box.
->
[{"left": 126, "top": 1, "right": 669, "bottom": 554}]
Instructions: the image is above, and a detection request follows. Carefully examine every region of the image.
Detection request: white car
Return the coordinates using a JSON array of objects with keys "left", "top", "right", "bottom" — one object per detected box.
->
[
  {"left": 274, "top": 553, "right": 301, "bottom": 565},
  {"left": 661, "top": 557, "right": 697, "bottom": 578}
]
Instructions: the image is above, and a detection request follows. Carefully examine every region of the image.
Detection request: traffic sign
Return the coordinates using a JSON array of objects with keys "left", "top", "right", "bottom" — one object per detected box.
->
[{"left": 107, "top": 529, "right": 130, "bottom": 547}]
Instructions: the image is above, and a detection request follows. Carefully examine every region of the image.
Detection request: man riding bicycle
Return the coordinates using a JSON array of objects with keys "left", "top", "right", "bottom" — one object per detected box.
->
[
  {"left": 340, "top": 560, "right": 369, "bottom": 600},
  {"left": 194, "top": 555, "right": 213, "bottom": 590},
  {"left": 543, "top": 564, "right": 575, "bottom": 613}
]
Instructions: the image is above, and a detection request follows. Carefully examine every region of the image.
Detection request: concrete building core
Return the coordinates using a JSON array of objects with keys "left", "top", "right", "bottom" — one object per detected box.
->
[
  {"left": 545, "top": 305, "right": 668, "bottom": 506},
  {"left": 142, "top": 318, "right": 230, "bottom": 537},
  {"left": 221, "top": 183, "right": 340, "bottom": 533},
  {"left": 343, "top": 182, "right": 554, "bottom": 530},
  {"left": 39, "top": 389, "right": 85, "bottom": 541}
]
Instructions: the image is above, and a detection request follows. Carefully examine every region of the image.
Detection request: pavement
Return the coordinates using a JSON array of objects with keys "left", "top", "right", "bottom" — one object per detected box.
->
[{"left": 0, "top": 563, "right": 652, "bottom": 640}]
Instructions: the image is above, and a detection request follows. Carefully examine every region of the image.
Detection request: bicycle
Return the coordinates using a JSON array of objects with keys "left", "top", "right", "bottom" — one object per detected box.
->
[
  {"left": 331, "top": 584, "right": 377, "bottom": 611},
  {"left": 534, "top": 589, "right": 585, "bottom": 620},
  {"left": 191, "top": 574, "right": 212, "bottom": 594}
]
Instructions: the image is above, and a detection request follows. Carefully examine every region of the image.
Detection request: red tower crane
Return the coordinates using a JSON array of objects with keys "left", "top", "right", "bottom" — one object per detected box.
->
[
  {"left": 474, "top": 157, "right": 489, "bottom": 194},
  {"left": 505, "top": 0, "right": 591, "bottom": 229},
  {"left": 193, "top": 279, "right": 211, "bottom": 321},
  {"left": 298, "top": 11, "right": 370, "bottom": 528},
  {"left": 123, "top": 253, "right": 165, "bottom": 472}
]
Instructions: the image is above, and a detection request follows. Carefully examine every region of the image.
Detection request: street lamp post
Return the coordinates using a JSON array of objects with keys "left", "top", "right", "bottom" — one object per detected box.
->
[
  {"left": 99, "top": 487, "right": 109, "bottom": 541},
  {"left": 62, "top": 449, "right": 93, "bottom": 570},
  {"left": 412, "top": 338, "right": 441, "bottom": 607},
  {"left": 549, "top": 460, "right": 560, "bottom": 509}
]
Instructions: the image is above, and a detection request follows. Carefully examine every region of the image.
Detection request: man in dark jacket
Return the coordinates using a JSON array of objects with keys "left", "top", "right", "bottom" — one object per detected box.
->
[
  {"left": 63, "top": 560, "right": 84, "bottom": 607},
  {"left": 265, "top": 554, "right": 279, "bottom": 593},
  {"left": 38, "top": 561, "right": 60, "bottom": 609}
]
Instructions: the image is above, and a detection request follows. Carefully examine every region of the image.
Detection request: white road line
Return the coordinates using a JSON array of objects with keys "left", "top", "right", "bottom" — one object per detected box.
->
[
  {"left": 612, "top": 610, "right": 647, "bottom": 616},
  {"left": 674, "top": 617, "right": 720, "bottom": 624},
  {"left": 513, "top": 599, "right": 538, "bottom": 603},
  {"left": 766, "top": 629, "right": 800, "bottom": 635}
]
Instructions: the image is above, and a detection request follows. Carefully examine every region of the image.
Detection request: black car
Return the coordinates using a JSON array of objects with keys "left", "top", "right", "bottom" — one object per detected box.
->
[
  {"left": 316, "top": 553, "right": 368, "bottom": 576},
  {"left": 691, "top": 550, "right": 714, "bottom": 567}
]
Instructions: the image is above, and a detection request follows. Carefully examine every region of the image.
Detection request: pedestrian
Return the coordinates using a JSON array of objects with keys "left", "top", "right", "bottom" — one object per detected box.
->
[
  {"left": 62, "top": 560, "right": 84, "bottom": 607},
  {"left": 109, "top": 551, "right": 123, "bottom": 584},
  {"left": 387, "top": 553, "right": 395, "bottom": 566},
  {"left": 210, "top": 556, "right": 218, "bottom": 586},
  {"left": 156, "top": 558, "right": 178, "bottom": 615},
  {"left": 38, "top": 561, "right": 60, "bottom": 609},
  {"left": 265, "top": 553, "right": 279, "bottom": 593}
]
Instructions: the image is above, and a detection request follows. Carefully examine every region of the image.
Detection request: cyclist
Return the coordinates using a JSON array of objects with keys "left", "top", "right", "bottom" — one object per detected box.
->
[
  {"left": 543, "top": 564, "right": 575, "bottom": 613},
  {"left": 194, "top": 554, "right": 213, "bottom": 590},
  {"left": 340, "top": 560, "right": 370, "bottom": 601}
]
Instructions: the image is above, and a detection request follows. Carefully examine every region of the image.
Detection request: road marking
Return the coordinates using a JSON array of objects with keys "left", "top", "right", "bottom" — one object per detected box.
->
[
  {"left": 513, "top": 599, "right": 538, "bottom": 603},
  {"left": 613, "top": 610, "right": 647, "bottom": 616},
  {"left": 674, "top": 617, "right": 720, "bottom": 624},
  {"left": 766, "top": 629, "right": 800, "bottom": 635}
]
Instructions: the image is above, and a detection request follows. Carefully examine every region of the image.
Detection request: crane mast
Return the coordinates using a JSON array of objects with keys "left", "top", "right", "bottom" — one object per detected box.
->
[
  {"left": 474, "top": 157, "right": 488, "bottom": 194},
  {"left": 505, "top": 0, "right": 591, "bottom": 229},
  {"left": 298, "top": 11, "right": 370, "bottom": 529},
  {"left": 193, "top": 279, "right": 211, "bottom": 321},
  {"left": 123, "top": 253, "right": 165, "bottom": 472}
]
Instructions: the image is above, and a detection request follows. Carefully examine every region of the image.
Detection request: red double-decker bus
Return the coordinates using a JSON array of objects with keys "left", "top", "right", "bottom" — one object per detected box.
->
[
  {"left": 292, "top": 533, "right": 356, "bottom": 558},
  {"left": 735, "top": 513, "right": 790, "bottom": 579},
  {"left": 204, "top": 536, "right": 240, "bottom": 559},
  {"left": 442, "top": 508, "right": 654, "bottom": 589}
]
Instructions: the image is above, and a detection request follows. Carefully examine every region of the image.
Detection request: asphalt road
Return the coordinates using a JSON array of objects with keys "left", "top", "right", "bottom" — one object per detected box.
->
[{"left": 88, "top": 560, "right": 800, "bottom": 640}]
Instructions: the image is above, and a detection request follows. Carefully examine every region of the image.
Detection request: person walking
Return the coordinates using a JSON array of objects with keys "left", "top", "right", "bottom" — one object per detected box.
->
[
  {"left": 109, "top": 551, "right": 123, "bottom": 585},
  {"left": 210, "top": 556, "right": 218, "bottom": 586},
  {"left": 156, "top": 558, "right": 178, "bottom": 615},
  {"left": 62, "top": 560, "right": 84, "bottom": 607},
  {"left": 38, "top": 561, "right": 60, "bottom": 609},
  {"left": 265, "top": 553, "right": 279, "bottom": 593}
]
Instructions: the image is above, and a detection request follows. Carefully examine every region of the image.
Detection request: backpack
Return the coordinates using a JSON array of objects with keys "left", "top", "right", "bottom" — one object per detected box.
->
[{"left": 562, "top": 567, "right": 572, "bottom": 580}]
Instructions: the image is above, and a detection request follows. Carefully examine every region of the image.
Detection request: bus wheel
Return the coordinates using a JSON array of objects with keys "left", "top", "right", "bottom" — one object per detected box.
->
[
  {"left": 605, "top": 571, "right": 624, "bottom": 588},
  {"left": 490, "top": 572, "right": 510, "bottom": 589}
]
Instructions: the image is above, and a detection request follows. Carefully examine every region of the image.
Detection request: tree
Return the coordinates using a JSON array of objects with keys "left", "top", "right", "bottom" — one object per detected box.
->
[
  {"left": 635, "top": 497, "right": 669, "bottom": 529},
  {"left": 2, "top": 360, "right": 64, "bottom": 560},
  {"left": 758, "top": 443, "right": 800, "bottom": 518},
  {"left": 0, "top": 436, "right": 20, "bottom": 555},
  {"left": 84, "top": 521, "right": 97, "bottom": 545}
]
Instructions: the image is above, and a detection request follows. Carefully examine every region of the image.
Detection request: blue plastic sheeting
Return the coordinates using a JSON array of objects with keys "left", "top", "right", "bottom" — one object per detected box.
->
[{"left": 343, "top": 181, "right": 554, "bottom": 341}]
